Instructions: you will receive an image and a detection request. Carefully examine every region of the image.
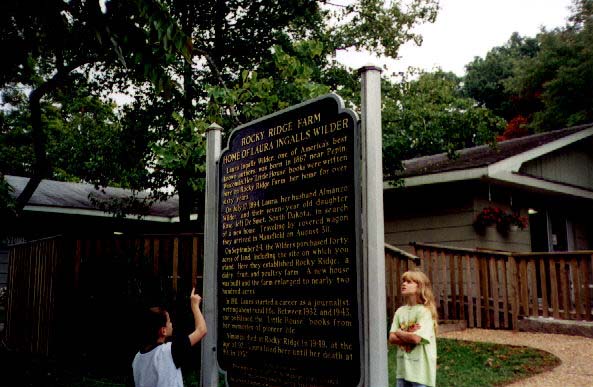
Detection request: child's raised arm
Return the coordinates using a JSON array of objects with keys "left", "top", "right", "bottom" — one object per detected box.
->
[{"left": 189, "top": 288, "right": 207, "bottom": 346}]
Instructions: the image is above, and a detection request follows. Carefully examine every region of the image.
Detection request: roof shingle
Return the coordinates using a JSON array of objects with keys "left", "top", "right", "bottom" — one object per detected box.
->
[
  {"left": 5, "top": 175, "right": 179, "bottom": 218},
  {"left": 398, "top": 124, "right": 593, "bottom": 178}
]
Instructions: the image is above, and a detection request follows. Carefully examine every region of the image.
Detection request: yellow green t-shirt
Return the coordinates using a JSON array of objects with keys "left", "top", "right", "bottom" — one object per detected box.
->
[{"left": 390, "top": 304, "right": 437, "bottom": 387}]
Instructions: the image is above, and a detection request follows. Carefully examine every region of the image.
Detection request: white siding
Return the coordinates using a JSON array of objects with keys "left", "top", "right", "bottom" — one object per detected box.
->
[
  {"left": 383, "top": 182, "right": 532, "bottom": 254},
  {"left": 520, "top": 139, "right": 593, "bottom": 190},
  {"left": 384, "top": 186, "right": 475, "bottom": 253}
]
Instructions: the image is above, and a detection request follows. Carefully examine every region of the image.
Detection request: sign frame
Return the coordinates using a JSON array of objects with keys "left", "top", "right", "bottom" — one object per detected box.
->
[{"left": 215, "top": 93, "right": 363, "bottom": 387}]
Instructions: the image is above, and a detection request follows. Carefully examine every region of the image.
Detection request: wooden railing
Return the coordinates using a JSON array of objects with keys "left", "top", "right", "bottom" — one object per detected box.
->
[{"left": 409, "top": 242, "right": 593, "bottom": 330}]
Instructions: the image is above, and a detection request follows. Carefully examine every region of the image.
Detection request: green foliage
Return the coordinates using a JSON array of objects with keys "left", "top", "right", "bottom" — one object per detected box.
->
[
  {"left": 124, "top": 0, "right": 195, "bottom": 93},
  {"left": 0, "top": 79, "right": 147, "bottom": 188},
  {"left": 151, "top": 112, "right": 208, "bottom": 193},
  {"left": 515, "top": 3, "right": 593, "bottom": 130},
  {"left": 1, "top": 0, "right": 445, "bottom": 221},
  {"left": 382, "top": 71, "right": 505, "bottom": 175},
  {"left": 0, "top": 89, "right": 33, "bottom": 177},
  {"left": 464, "top": 0, "right": 593, "bottom": 132},
  {"left": 0, "top": 177, "right": 17, "bottom": 226},
  {"left": 463, "top": 33, "right": 539, "bottom": 120},
  {"left": 326, "top": 0, "right": 439, "bottom": 58},
  {"left": 208, "top": 41, "right": 331, "bottom": 125}
]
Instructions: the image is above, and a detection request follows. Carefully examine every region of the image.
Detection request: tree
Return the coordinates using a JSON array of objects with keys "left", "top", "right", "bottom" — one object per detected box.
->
[
  {"left": 87, "top": 0, "right": 440, "bottom": 224},
  {"left": 463, "top": 32, "right": 539, "bottom": 121},
  {"left": 511, "top": 0, "right": 593, "bottom": 130},
  {"left": 1, "top": 79, "right": 126, "bottom": 183},
  {"left": 0, "top": 0, "right": 191, "bottom": 212},
  {"left": 382, "top": 70, "right": 506, "bottom": 174},
  {"left": 465, "top": 0, "right": 593, "bottom": 133},
  {"left": 1, "top": 0, "right": 440, "bottom": 224}
]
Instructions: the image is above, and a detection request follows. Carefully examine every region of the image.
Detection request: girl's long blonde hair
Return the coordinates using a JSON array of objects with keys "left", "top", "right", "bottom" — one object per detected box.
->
[{"left": 402, "top": 270, "right": 438, "bottom": 332}]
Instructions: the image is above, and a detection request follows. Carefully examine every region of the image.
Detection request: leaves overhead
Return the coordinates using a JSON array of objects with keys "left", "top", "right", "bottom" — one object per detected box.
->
[
  {"left": 463, "top": 0, "right": 593, "bottom": 133},
  {"left": 17, "top": 0, "right": 593, "bottom": 220},
  {"left": 382, "top": 70, "right": 505, "bottom": 175}
]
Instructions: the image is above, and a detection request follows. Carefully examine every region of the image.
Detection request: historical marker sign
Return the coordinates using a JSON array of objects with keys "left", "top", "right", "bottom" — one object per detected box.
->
[{"left": 217, "top": 94, "right": 361, "bottom": 387}]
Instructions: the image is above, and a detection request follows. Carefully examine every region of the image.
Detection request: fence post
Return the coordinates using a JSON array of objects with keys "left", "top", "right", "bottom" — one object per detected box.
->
[
  {"left": 507, "top": 255, "right": 519, "bottom": 331},
  {"left": 583, "top": 256, "right": 593, "bottom": 321},
  {"left": 465, "top": 255, "right": 474, "bottom": 328},
  {"left": 201, "top": 123, "right": 222, "bottom": 387}
]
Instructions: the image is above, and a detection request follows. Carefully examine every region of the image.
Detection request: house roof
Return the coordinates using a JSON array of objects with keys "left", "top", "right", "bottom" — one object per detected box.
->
[
  {"left": 5, "top": 175, "right": 180, "bottom": 221},
  {"left": 399, "top": 124, "right": 593, "bottom": 178},
  {"left": 389, "top": 123, "right": 593, "bottom": 200}
]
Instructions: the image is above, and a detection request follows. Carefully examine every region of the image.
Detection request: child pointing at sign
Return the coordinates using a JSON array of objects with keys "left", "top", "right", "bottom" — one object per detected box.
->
[
  {"left": 132, "top": 288, "right": 207, "bottom": 387},
  {"left": 389, "top": 271, "right": 438, "bottom": 387}
]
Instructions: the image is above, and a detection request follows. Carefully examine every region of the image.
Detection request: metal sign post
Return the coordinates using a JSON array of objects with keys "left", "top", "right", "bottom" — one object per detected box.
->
[
  {"left": 359, "top": 65, "right": 388, "bottom": 387},
  {"left": 201, "top": 123, "right": 222, "bottom": 387}
]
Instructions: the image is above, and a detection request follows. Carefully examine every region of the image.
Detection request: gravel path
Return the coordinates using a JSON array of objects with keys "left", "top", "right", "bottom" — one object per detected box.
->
[{"left": 438, "top": 329, "right": 593, "bottom": 387}]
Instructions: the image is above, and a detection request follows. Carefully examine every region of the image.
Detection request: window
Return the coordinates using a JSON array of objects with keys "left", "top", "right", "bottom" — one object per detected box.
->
[{"left": 529, "top": 209, "right": 572, "bottom": 252}]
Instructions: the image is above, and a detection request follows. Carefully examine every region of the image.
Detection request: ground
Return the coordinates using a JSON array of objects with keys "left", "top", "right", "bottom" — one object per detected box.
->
[{"left": 439, "top": 328, "right": 593, "bottom": 387}]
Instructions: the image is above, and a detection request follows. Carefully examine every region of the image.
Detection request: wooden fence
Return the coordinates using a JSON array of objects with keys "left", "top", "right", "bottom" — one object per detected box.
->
[
  {"left": 6, "top": 233, "right": 203, "bottom": 358},
  {"left": 11, "top": 235, "right": 593, "bottom": 356},
  {"left": 6, "top": 236, "right": 62, "bottom": 355},
  {"left": 384, "top": 242, "right": 593, "bottom": 330}
]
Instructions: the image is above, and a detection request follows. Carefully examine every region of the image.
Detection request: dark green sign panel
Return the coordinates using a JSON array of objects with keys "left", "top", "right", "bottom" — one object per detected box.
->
[{"left": 218, "top": 94, "right": 362, "bottom": 387}]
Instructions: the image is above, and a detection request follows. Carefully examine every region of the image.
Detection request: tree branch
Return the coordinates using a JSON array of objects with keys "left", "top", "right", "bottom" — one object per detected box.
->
[
  {"left": 16, "top": 60, "right": 88, "bottom": 211},
  {"left": 194, "top": 47, "right": 242, "bottom": 126},
  {"left": 322, "top": 1, "right": 348, "bottom": 8}
]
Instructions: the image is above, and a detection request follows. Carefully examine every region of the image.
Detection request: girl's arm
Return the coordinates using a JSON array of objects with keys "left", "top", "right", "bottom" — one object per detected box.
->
[
  {"left": 394, "top": 329, "right": 422, "bottom": 344},
  {"left": 389, "top": 323, "right": 420, "bottom": 345},
  {"left": 388, "top": 332, "right": 405, "bottom": 345}
]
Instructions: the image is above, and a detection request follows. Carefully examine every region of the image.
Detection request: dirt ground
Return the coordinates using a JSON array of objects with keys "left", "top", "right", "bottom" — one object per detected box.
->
[{"left": 439, "top": 328, "right": 593, "bottom": 387}]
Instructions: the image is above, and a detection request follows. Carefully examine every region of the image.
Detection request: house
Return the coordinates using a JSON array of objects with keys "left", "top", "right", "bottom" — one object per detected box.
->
[{"left": 384, "top": 123, "right": 593, "bottom": 254}]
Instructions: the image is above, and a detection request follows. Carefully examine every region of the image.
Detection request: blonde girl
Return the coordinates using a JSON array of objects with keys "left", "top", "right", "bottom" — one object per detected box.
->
[{"left": 389, "top": 270, "right": 438, "bottom": 387}]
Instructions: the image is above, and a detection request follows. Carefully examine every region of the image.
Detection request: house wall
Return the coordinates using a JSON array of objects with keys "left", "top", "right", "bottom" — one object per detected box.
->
[
  {"left": 473, "top": 195, "right": 531, "bottom": 252},
  {"left": 568, "top": 204, "right": 593, "bottom": 250},
  {"left": 520, "top": 138, "right": 593, "bottom": 190},
  {"left": 383, "top": 181, "right": 533, "bottom": 254},
  {"left": 384, "top": 182, "right": 474, "bottom": 254}
]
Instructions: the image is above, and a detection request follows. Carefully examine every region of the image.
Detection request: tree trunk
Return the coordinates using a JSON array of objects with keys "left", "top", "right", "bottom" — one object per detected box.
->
[
  {"left": 177, "top": 176, "right": 192, "bottom": 226},
  {"left": 15, "top": 79, "right": 57, "bottom": 210},
  {"left": 15, "top": 63, "right": 83, "bottom": 211}
]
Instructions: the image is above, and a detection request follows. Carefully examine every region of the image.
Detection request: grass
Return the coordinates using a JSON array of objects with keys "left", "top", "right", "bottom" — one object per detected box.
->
[
  {"left": 1, "top": 338, "right": 559, "bottom": 387},
  {"left": 389, "top": 338, "right": 561, "bottom": 387}
]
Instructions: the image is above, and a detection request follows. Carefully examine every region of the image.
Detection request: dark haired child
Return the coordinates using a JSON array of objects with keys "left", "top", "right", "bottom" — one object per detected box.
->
[{"left": 132, "top": 288, "right": 207, "bottom": 387}]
